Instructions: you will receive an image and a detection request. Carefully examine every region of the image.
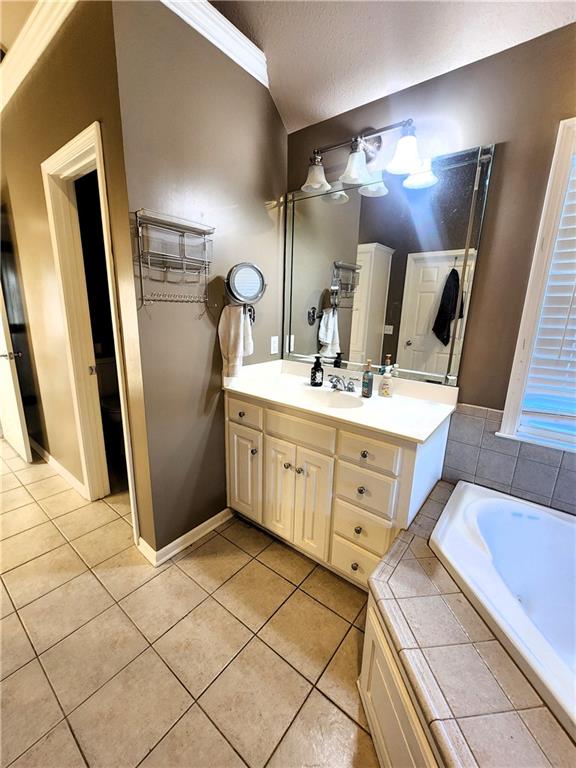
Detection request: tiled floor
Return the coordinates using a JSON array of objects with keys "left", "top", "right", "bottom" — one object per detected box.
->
[{"left": 0, "top": 439, "right": 376, "bottom": 768}]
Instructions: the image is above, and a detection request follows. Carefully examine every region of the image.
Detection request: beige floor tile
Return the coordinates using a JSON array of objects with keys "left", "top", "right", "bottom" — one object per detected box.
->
[
  {"left": 397, "top": 595, "right": 470, "bottom": 647},
  {"left": 301, "top": 566, "right": 366, "bottom": 621},
  {"left": 0, "top": 458, "right": 12, "bottom": 474},
  {"left": 5, "top": 455, "right": 35, "bottom": 471},
  {"left": 1, "top": 444, "right": 21, "bottom": 461},
  {"left": 259, "top": 590, "right": 348, "bottom": 682},
  {"left": 1, "top": 579, "right": 14, "bottom": 617},
  {"left": 121, "top": 566, "right": 207, "bottom": 642},
  {"left": 176, "top": 534, "right": 251, "bottom": 593},
  {"left": 0, "top": 521, "right": 66, "bottom": 574},
  {"left": 388, "top": 558, "right": 440, "bottom": 598},
  {"left": 53, "top": 500, "right": 118, "bottom": 541},
  {"left": 475, "top": 640, "right": 541, "bottom": 708},
  {"left": 104, "top": 489, "right": 131, "bottom": 517},
  {"left": 39, "top": 489, "right": 91, "bottom": 519},
  {"left": 141, "top": 704, "right": 245, "bottom": 768},
  {"left": 92, "top": 546, "right": 169, "bottom": 600},
  {"left": 68, "top": 648, "right": 192, "bottom": 768},
  {"left": 200, "top": 637, "right": 311, "bottom": 768},
  {"left": 172, "top": 531, "right": 217, "bottom": 561},
  {"left": 519, "top": 707, "right": 576, "bottom": 767},
  {"left": 354, "top": 603, "right": 367, "bottom": 630},
  {"left": 2, "top": 543, "right": 87, "bottom": 608},
  {"left": 1, "top": 472, "right": 21, "bottom": 492},
  {"left": 19, "top": 571, "right": 114, "bottom": 653},
  {"left": 15, "top": 464, "right": 58, "bottom": 486},
  {"left": 214, "top": 560, "right": 294, "bottom": 631},
  {"left": 317, "top": 627, "right": 368, "bottom": 728},
  {"left": 9, "top": 721, "right": 86, "bottom": 768},
  {"left": 71, "top": 518, "right": 133, "bottom": 567},
  {"left": 154, "top": 597, "right": 252, "bottom": 697},
  {"left": 215, "top": 515, "right": 237, "bottom": 532},
  {"left": 458, "top": 712, "right": 550, "bottom": 768},
  {"left": 1, "top": 485, "right": 34, "bottom": 513},
  {"left": 40, "top": 604, "right": 147, "bottom": 713},
  {"left": 0, "top": 502, "right": 47, "bottom": 540},
  {"left": 268, "top": 689, "right": 378, "bottom": 768},
  {"left": 423, "top": 644, "right": 513, "bottom": 717},
  {"left": 0, "top": 613, "right": 35, "bottom": 680},
  {"left": 257, "top": 540, "right": 315, "bottom": 584},
  {"left": 0, "top": 659, "right": 63, "bottom": 766},
  {"left": 27, "top": 475, "right": 71, "bottom": 501},
  {"left": 220, "top": 519, "right": 273, "bottom": 556}
]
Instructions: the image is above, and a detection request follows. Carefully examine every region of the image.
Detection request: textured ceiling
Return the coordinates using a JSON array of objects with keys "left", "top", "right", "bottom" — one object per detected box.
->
[{"left": 213, "top": 1, "right": 576, "bottom": 133}]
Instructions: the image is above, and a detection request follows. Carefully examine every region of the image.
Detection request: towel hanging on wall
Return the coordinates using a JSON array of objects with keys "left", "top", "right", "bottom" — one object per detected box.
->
[
  {"left": 218, "top": 305, "right": 254, "bottom": 377},
  {"left": 432, "top": 268, "right": 464, "bottom": 346},
  {"left": 318, "top": 307, "right": 341, "bottom": 357}
]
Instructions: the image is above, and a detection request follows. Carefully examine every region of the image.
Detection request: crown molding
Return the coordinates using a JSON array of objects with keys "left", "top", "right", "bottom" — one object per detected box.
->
[
  {"left": 160, "top": 0, "right": 269, "bottom": 88},
  {"left": 0, "top": 0, "right": 78, "bottom": 112}
]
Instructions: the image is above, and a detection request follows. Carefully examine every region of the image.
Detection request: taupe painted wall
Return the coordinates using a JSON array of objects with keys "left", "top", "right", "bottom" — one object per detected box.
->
[
  {"left": 1, "top": 2, "right": 156, "bottom": 545},
  {"left": 112, "top": 2, "right": 287, "bottom": 549},
  {"left": 288, "top": 24, "right": 576, "bottom": 408}
]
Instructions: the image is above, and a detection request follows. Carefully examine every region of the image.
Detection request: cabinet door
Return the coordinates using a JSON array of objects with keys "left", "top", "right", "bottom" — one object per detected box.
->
[
  {"left": 264, "top": 436, "right": 296, "bottom": 541},
  {"left": 293, "top": 446, "right": 334, "bottom": 560},
  {"left": 227, "top": 422, "right": 262, "bottom": 523}
]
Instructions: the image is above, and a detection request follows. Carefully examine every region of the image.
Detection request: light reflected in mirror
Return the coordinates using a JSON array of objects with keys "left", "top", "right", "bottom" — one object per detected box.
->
[{"left": 284, "top": 146, "right": 494, "bottom": 385}]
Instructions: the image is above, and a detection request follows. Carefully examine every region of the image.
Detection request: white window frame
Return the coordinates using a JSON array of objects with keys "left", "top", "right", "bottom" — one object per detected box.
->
[{"left": 500, "top": 117, "right": 576, "bottom": 451}]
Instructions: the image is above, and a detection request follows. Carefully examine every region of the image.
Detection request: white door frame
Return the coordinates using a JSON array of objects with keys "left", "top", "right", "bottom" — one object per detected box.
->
[{"left": 41, "top": 123, "right": 139, "bottom": 537}]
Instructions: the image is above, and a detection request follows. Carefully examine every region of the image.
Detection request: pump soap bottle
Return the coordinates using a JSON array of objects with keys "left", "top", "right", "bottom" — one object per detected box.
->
[{"left": 310, "top": 356, "right": 324, "bottom": 387}]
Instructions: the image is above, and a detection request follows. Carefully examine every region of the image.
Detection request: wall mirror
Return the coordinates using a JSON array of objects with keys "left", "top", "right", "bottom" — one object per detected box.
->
[
  {"left": 226, "top": 262, "right": 266, "bottom": 304},
  {"left": 283, "top": 145, "right": 494, "bottom": 385}
]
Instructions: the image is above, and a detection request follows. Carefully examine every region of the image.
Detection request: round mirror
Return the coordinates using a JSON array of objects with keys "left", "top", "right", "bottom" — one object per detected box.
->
[{"left": 226, "top": 263, "right": 266, "bottom": 304}]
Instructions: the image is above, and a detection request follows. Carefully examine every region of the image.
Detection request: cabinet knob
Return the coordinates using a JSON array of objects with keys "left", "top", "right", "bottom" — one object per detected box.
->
[
  {"left": 283, "top": 462, "right": 292, "bottom": 470},
  {"left": 354, "top": 526, "right": 363, "bottom": 535},
  {"left": 238, "top": 411, "right": 246, "bottom": 418},
  {"left": 360, "top": 450, "right": 369, "bottom": 459},
  {"left": 251, "top": 448, "right": 258, "bottom": 456},
  {"left": 295, "top": 467, "right": 304, "bottom": 475},
  {"left": 351, "top": 562, "right": 359, "bottom": 571},
  {"left": 357, "top": 486, "right": 366, "bottom": 495}
]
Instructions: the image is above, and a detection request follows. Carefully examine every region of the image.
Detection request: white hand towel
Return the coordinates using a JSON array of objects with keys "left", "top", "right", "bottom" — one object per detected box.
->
[
  {"left": 218, "top": 305, "right": 244, "bottom": 377},
  {"left": 318, "top": 308, "right": 340, "bottom": 357},
  {"left": 243, "top": 308, "right": 254, "bottom": 358}
]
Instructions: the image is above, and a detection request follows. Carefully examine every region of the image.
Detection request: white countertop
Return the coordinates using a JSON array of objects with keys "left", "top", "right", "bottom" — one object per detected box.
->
[{"left": 223, "top": 361, "right": 456, "bottom": 444}]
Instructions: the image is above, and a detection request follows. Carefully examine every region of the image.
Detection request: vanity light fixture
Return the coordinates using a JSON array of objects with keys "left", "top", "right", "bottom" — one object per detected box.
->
[
  {"left": 322, "top": 191, "right": 350, "bottom": 204},
  {"left": 339, "top": 138, "right": 372, "bottom": 184},
  {"left": 301, "top": 150, "right": 331, "bottom": 192},
  {"left": 403, "top": 158, "right": 439, "bottom": 189},
  {"left": 359, "top": 175, "right": 389, "bottom": 197},
  {"left": 386, "top": 122, "right": 421, "bottom": 175}
]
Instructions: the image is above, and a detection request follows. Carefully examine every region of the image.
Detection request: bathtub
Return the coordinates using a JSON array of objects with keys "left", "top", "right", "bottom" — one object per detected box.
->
[{"left": 430, "top": 482, "right": 576, "bottom": 739}]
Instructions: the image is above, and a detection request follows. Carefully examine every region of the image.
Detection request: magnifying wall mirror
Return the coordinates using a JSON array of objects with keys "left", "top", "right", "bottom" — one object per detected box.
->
[{"left": 226, "top": 262, "right": 266, "bottom": 304}]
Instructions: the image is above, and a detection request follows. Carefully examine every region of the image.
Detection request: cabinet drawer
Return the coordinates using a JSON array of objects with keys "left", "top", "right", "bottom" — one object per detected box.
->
[
  {"left": 266, "top": 410, "right": 336, "bottom": 454},
  {"left": 333, "top": 499, "right": 394, "bottom": 557},
  {"left": 331, "top": 535, "right": 380, "bottom": 587},
  {"left": 335, "top": 461, "right": 397, "bottom": 519},
  {"left": 228, "top": 397, "right": 263, "bottom": 430},
  {"left": 338, "top": 431, "right": 401, "bottom": 476}
]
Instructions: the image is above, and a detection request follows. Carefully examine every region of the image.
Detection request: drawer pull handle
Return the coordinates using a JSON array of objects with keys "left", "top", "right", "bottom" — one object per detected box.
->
[
  {"left": 238, "top": 411, "right": 246, "bottom": 418},
  {"left": 251, "top": 448, "right": 258, "bottom": 456},
  {"left": 295, "top": 467, "right": 304, "bottom": 475},
  {"left": 354, "top": 526, "right": 363, "bottom": 535},
  {"left": 357, "top": 486, "right": 367, "bottom": 495},
  {"left": 360, "top": 450, "right": 369, "bottom": 459},
  {"left": 283, "top": 462, "right": 292, "bottom": 470},
  {"left": 351, "top": 562, "right": 359, "bottom": 571}
]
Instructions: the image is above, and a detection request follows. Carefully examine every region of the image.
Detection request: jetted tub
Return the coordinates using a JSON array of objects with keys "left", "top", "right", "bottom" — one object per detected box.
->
[{"left": 431, "top": 482, "right": 576, "bottom": 739}]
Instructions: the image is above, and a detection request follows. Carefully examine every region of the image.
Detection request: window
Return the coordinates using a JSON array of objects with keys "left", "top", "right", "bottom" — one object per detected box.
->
[{"left": 501, "top": 118, "right": 576, "bottom": 452}]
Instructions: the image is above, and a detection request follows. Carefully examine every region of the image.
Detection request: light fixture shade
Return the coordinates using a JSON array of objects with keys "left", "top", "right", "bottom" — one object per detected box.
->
[
  {"left": 301, "top": 159, "right": 331, "bottom": 192},
  {"left": 339, "top": 148, "right": 370, "bottom": 184},
  {"left": 386, "top": 134, "right": 421, "bottom": 175},
  {"left": 359, "top": 180, "right": 389, "bottom": 197},
  {"left": 402, "top": 159, "right": 439, "bottom": 189},
  {"left": 321, "top": 191, "right": 350, "bottom": 205}
]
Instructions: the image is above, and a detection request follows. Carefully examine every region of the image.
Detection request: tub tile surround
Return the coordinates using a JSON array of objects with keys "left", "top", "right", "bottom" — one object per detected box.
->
[
  {"left": 0, "top": 440, "right": 376, "bottom": 768},
  {"left": 443, "top": 404, "right": 575, "bottom": 513},
  {"left": 368, "top": 482, "right": 576, "bottom": 768}
]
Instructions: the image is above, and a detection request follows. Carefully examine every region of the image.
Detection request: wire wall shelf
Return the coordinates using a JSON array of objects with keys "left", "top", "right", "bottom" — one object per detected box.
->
[{"left": 134, "top": 208, "right": 215, "bottom": 307}]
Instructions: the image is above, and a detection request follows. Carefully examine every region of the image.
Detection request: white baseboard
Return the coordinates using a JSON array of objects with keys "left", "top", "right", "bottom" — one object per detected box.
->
[
  {"left": 137, "top": 508, "right": 234, "bottom": 566},
  {"left": 29, "top": 437, "right": 88, "bottom": 498}
]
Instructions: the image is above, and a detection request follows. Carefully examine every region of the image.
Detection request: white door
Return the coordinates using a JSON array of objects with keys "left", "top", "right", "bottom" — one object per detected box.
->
[
  {"left": 264, "top": 436, "right": 296, "bottom": 541},
  {"left": 0, "top": 287, "right": 31, "bottom": 461},
  {"left": 397, "top": 249, "right": 476, "bottom": 376},
  {"left": 293, "top": 446, "right": 334, "bottom": 560},
  {"left": 228, "top": 422, "right": 262, "bottom": 522}
]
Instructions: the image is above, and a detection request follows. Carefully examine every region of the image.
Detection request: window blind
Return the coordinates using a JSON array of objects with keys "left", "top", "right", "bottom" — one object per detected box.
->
[{"left": 518, "top": 154, "right": 576, "bottom": 448}]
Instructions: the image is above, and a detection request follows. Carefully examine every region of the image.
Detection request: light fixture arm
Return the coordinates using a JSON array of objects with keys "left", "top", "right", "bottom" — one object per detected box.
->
[{"left": 312, "top": 118, "right": 413, "bottom": 157}]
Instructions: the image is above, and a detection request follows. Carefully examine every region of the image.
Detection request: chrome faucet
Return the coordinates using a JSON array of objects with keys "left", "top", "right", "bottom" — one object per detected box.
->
[{"left": 328, "top": 375, "right": 360, "bottom": 393}]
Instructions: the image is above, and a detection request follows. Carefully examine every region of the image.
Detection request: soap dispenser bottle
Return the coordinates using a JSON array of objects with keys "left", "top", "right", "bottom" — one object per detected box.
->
[
  {"left": 310, "top": 355, "right": 324, "bottom": 387},
  {"left": 362, "top": 359, "right": 373, "bottom": 398}
]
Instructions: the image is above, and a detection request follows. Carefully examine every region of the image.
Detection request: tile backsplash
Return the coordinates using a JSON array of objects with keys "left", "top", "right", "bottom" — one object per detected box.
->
[{"left": 442, "top": 404, "right": 575, "bottom": 514}]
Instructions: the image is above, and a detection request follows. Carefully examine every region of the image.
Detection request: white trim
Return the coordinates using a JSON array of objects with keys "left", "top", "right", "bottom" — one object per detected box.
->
[
  {"left": 29, "top": 437, "right": 88, "bottom": 498},
  {"left": 501, "top": 117, "right": 576, "bottom": 444},
  {"left": 138, "top": 508, "right": 234, "bottom": 566},
  {"left": 160, "top": 0, "right": 269, "bottom": 88},
  {"left": 0, "top": 0, "right": 77, "bottom": 112}
]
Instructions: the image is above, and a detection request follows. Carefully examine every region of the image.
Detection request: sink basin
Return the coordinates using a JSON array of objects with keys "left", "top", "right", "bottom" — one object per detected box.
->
[{"left": 301, "top": 387, "right": 364, "bottom": 409}]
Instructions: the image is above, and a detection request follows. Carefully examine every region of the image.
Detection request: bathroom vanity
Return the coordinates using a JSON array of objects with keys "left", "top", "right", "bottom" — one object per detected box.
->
[{"left": 223, "top": 361, "right": 456, "bottom": 587}]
